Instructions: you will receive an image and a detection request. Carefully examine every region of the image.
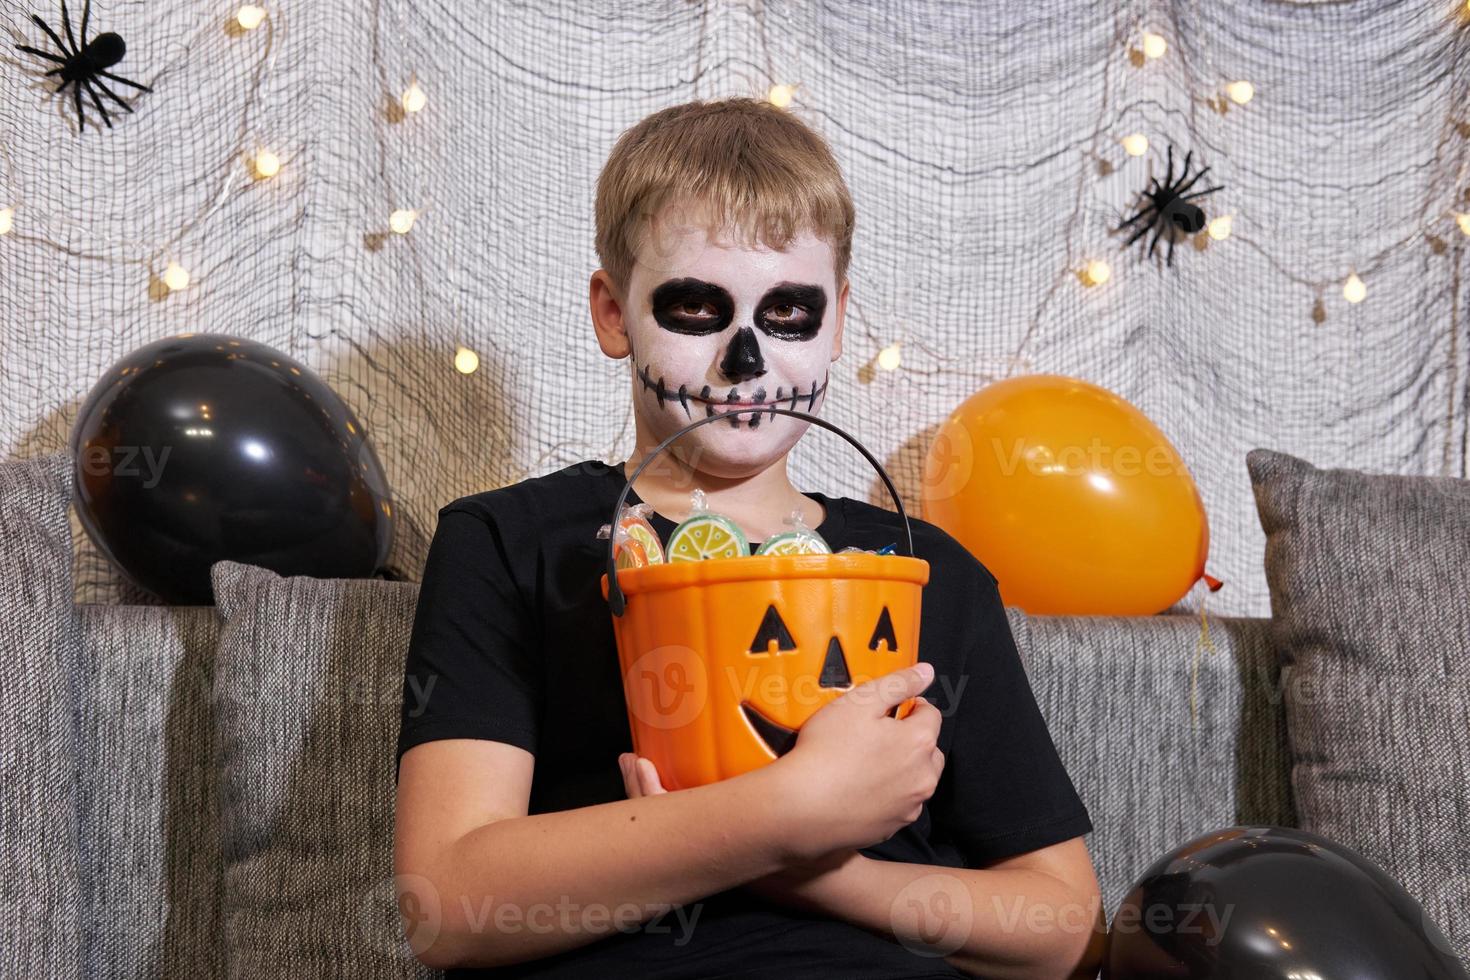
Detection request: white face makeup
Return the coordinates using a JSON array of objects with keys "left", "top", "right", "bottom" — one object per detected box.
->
[{"left": 622, "top": 211, "right": 842, "bottom": 473}]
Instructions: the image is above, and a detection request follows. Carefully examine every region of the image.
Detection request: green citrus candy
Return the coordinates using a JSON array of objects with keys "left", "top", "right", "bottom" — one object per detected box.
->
[
  {"left": 755, "top": 530, "right": 832, "bottom": 556},
  {"left": 667, "top": 513, "right": 749, "bottom": 561}
]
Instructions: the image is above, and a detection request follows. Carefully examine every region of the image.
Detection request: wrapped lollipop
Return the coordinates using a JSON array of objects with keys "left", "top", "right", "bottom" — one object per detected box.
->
[
  {"left": 667, "top": 488, "right": 750, "bottom": 561},
  {"left": 597, "top": 502, "right": 666, "bottom": 569},
  {"left": 756, "top": 506, "right": 832, "bottom": 555}
]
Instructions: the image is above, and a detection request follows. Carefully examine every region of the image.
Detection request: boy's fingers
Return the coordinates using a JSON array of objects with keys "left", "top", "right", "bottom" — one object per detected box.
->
[
  {"left": 636, "top": 756, "right": 667, "bottom": 795},
  {"left": 843, "top": 662, "right": 935, "bottom": 717}
]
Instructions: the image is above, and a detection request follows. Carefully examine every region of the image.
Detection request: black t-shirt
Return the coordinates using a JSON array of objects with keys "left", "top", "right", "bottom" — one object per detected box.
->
[{"left": 396, "top": 458, "right": 1091, "bottom": 980}]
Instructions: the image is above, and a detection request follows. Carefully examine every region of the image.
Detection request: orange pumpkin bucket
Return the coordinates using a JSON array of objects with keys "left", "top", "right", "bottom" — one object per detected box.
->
[{"left": 600, "top": 409, "right": 930, "bottom": 790}]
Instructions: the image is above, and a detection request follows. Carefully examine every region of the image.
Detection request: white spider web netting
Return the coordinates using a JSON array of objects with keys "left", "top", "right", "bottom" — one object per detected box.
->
[{"left": 0, "top": 0, "right": 1466, "bottom": 613}]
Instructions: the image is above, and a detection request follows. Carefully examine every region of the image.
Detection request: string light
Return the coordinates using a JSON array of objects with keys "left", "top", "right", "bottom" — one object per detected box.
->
[
  {"left": 1122, "top": 134, "right": 1149, "bottom": 157},
  {"left": 389, "top": 209, "right": 418, "bottom": 234},
  {"left": 1083, "top": 260, "right": 1112, "bottom": 286},
  {"left": 236, "top": 5, "right": 266, "bottom": 30},
  {"left": 252, "top": 149, "right": 280, "bottom": 179},
  {"left": 402, "top": 81, "right": 427, "bottom": 114},
  {"left": 162, "top": 262, "right": 191, "bottom": 292},
  {"left": 876, "top": 343, "right": 902, "bottom": 371},
  {"left": 767, "top": 83, "right": 795, "bottom": 108},
  {"left": 1342, "top": 272, "right": 1366, "bottom": 304},
  {"left": 1207, "top": 215, "right": 1233, "bottom": 240},
  {"left": 453, "top": 346, "right": 480, "bottom": 374},
  {"left": 1141, "top": 32, "right": 1167, "bottom": 59},
  {"left": 1456, "top": 213, "right": 1470, "bottom": 237},
  {"left": 0, "top": 207, "right": 13, "bottom": 236},
  {"left": 1226, "top": 81, "right": 1255, "bottom": 105}
]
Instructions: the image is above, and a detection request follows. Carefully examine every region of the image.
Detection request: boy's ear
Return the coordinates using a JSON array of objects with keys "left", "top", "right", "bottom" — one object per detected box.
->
[
  {"left": 589, "top": 269, "right": 632, "bottom": 359},
  {"left": 831, "top": 277, "right": 849, "bottom": 361}
]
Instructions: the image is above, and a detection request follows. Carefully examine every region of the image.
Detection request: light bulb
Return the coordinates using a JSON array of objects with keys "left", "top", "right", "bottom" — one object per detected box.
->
[
  {"left": 1083, "top": 260, "right": 1111, "bottom": 286},
  {"left": 253, "top": 149, "right": 280, "bottom": 178},
  {"left": 1342, "top": 272, "right": 1366, "bottom": 304},
  {"left": 402, "top": 81, "right": 426, "bottom": 114},
  {"left": 876, "top": 343, "right": 902, "bottom": 371},
  {"left": 1456, "top": 213, "right": 1470, "bottom": 237},
  {"left": 1122, "top": 133, "right": 1149, "bottom": 157},
  {"left": 236, "top": 5, "right": 266, "bottom": 30},
  {"left": 1141, "top": 32, "right": 1167, "bottom": 59},
  {"left": 454, "top": 346, "right": 480, "bottom": 375},
  {"left": 0, "top": 207, "right": 13, "bottom": 236},
  {"left": 163, "top": 262, "right": 191, "bottom": 291},
  {"left": 1207, "top": 215, "right": 1233, "bottom": 240},
  {"left": 767, "top": 83, "right": 795, "bottom": 108},
  {"left": 389, "top": 209, "right": 418, "bottom": 234},
  {"left": 1226, "top": 81, "right": 1255, "bottom": 105}
]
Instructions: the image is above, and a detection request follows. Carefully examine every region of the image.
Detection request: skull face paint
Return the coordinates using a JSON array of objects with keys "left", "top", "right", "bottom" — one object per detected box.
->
[{"left": 622, "top": 214, "right": 843, "bottom": 471}]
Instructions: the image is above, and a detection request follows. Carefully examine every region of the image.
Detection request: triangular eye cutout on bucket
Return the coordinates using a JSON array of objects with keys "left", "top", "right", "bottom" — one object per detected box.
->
[
  {"left": 868, "top": 606, "right": 898, "bottom": 652},
  {"left": 750, "top": 604, "right": 797, "bottom": 655},
  {"left": 819, "top": 636, "right": 852, "bottom": 688}
]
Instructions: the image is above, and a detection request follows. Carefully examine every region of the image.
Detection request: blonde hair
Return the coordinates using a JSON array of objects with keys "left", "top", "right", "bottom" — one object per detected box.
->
[{"left": 595, "top": 97, "right": 855, "bottom": 302}]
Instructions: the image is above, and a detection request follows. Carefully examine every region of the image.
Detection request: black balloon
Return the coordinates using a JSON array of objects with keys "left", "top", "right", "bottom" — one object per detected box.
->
[
  {"left": 1105, "top": 826, "right": 1468, "bottom": 979},
  {"left": 70, "top": 333, "right": 395, "bottom": 604}
]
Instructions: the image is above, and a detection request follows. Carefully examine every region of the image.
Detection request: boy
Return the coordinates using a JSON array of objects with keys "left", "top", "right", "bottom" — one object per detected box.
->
[{"left": 395, "top": 97, "right": 1103, "bottom": 978}]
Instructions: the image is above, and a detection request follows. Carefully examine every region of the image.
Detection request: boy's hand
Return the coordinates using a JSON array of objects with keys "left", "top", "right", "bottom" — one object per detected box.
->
[
  {"left": 618, "top": 752, "right": 667, "bottom": 798},
  {"left": 772, "top": 662, "right": 944, "bottom": 862}
]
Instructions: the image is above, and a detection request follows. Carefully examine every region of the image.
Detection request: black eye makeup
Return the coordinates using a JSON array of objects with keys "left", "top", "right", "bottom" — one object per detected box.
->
[
  {"left": 755, "top": 282, "right": 827, "bottom": 341},
  {"left": 650, "top": 279, "right": 735, "bottom": 335}
]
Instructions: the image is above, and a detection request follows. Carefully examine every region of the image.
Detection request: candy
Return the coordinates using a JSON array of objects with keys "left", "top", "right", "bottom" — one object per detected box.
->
[
  {"left": 755, "top": 505, "right": 831, "bottom": 556},
  {"left": 667, "top": 488, "right": 750, "bottom": 561}
]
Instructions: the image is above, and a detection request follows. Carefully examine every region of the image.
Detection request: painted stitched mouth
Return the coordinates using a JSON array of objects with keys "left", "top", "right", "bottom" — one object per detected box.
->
[
  {"left": 739, "top": 701, "right": 799, "bottom": 757},
  {"left": 637, "top": 365, "right": 830, "bottom": 428}
]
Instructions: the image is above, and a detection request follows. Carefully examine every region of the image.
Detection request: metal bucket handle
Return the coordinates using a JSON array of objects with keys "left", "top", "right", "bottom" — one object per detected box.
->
[{"left": 606, "top": 407, "right": 916, "bottom": 616}]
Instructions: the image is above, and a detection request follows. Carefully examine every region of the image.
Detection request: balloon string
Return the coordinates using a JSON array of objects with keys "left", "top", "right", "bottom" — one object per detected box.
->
[{"left": 1189, "top": 587, "right": 1219, "bottom": 730}]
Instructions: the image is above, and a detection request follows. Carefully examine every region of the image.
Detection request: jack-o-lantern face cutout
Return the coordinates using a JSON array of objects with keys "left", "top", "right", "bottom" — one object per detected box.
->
[
  {"left": 606, "top": 553, "right": 928, "bottom": 790},
  {"left": 738, "top": 602, "right": 904, "bottom": 759}
]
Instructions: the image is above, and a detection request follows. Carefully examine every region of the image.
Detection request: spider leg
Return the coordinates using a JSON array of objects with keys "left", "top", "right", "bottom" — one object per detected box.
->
[
  {"left": 1174, "top": 165, "right": 1213, "bottom": 197},
  {"left": 73, "top": 81, "right": 86, "bottom": 133},
  {"left": 1117, "top": 205, "right": 1157, "bottom": 233},
  {"left": 81, "top": 0, "right": 92, "bottom": 46},
  {"left": 1178, "top": 149, "right": 1194, "bottom": 188},
  {"left": 1166, "top": 229, "right": 1177, "bottom": 268},
  {"left": 1180, "top": 185, "right": 1222, "bottom": 201},
  {"left": 1164, "top": 144, "right": 1175, "bottom": 189},
  {"left": 59, "top": 1, "right": 79, "bottom": 57},
  {"left": 30, "top": 15, "right": 72, "bottom": 57},
  {"left": 90, "top": 77, "right": 134, "bottom": 113},
  {"left": 15, "top": 43, "right": 68, "bottom": 64},
  {"left": 1148, "top": 222, "right": 1164, "bottom": 260},
  {"left": 1124, "top": 213, "right": 1159, "bottom": 247},
  {"left": 96, "top": 69, "right": 152, "bottom": 93},
  {"left": 82, "top": 79, "right": 113, "bottom": 128}
]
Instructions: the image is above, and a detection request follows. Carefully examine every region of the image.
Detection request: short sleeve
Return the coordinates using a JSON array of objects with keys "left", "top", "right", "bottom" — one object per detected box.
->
[
  {"left": 931, "top": 560, "right": 1092, "bottom": 865},
  {"left": 396, "top": 506, "right": 543, "bottom": 778}
]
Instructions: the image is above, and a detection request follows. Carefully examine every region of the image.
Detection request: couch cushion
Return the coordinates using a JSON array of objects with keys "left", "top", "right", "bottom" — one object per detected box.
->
[
  {"left": 0, "top": 451, "right": 85, "bottom": 978},
  {"left": 1011, "top": 608, "right": 1293, "bottom": 910},
  {"left": 1248, "top": 447, "right": 1469, "bottom": 962},
  {"left": 210, "top": 559, "right": 436, "bottom": 979},
  {"left": 74, "top": 603, "right": 223, "bottom": 978}
]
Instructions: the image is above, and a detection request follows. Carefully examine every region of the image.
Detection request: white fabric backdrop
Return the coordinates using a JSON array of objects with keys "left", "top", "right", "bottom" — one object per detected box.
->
[{"left": 2, "top": 0, "right": 1466, "bottom": 612}]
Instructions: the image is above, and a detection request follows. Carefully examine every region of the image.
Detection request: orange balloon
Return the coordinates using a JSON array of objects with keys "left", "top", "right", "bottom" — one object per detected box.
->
[{"left": 920, "top": 374, "right": 1209, "bottom": 615}]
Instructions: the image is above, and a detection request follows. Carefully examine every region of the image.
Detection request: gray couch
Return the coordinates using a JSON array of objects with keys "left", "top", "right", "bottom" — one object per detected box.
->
[{"left": 6, "top": 447, "right": 1463, "bottom": 977}]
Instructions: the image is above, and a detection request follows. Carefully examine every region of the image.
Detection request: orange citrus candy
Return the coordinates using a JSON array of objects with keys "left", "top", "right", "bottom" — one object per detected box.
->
[{"left": 919, "top": 374, "right": 1209, "bottom": 615}]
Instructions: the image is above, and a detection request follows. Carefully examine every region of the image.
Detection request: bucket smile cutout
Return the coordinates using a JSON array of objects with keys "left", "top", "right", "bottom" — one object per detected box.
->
[{"left": 632, "top": 276, "right": 832, "bottom": 429}]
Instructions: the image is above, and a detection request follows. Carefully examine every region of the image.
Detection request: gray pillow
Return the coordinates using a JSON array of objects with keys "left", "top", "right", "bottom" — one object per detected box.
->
[
  {"left": 1248, "top": 447, "right": 1469, "bottom": 963},
  {"left": 210, "top": 560, "right": 436, "bottom": 979},
  {"left": 0, "top": 451, "right": 85, "bottom": 978}
]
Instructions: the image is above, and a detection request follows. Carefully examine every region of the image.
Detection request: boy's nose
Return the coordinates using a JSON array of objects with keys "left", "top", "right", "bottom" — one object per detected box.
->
[{"left": 718, "top": 326, "right": 766, "bottom": 383}]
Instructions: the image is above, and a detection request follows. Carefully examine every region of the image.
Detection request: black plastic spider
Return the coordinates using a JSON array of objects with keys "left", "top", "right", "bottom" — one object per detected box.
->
[
  {"left": 15, "top": 0, "right": 151, "bottom": 133},
  {"left": 1115, "top": 144, "right": 1224, "bottom": 268}
]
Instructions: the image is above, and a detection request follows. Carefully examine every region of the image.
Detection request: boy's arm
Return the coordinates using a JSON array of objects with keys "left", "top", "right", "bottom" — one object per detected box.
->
[
  {"left": 395, "top": 737, "right": 797, "bottom": 970},
  {"left": 742, "top": 839, "right": 1105, "bottom": 979}
]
